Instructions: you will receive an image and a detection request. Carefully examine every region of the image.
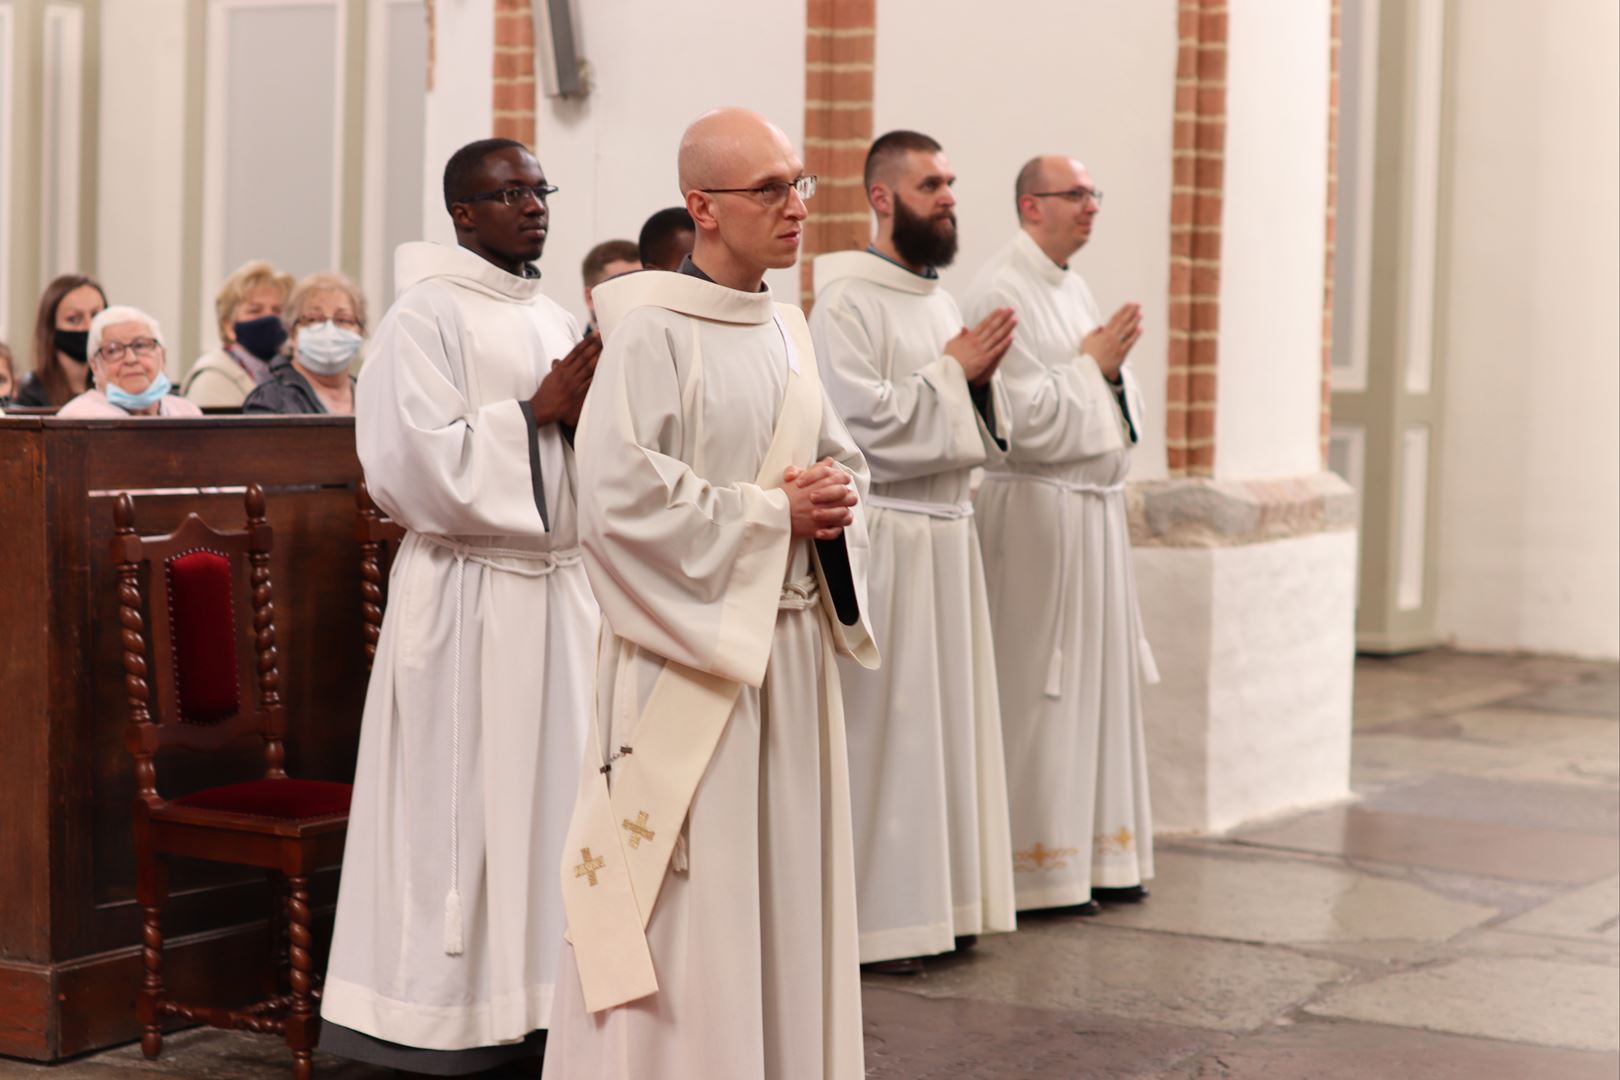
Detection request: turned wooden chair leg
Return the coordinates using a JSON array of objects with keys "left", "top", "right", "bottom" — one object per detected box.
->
[
  {"left": 268, "top": 870, "right": 291, "bottom": 996},
  {"left": 136, "top": 854, "right": 169, "bottom": 1058},
  {"left": 286, "top": 873, "right": 316, "bottom": 1080}
]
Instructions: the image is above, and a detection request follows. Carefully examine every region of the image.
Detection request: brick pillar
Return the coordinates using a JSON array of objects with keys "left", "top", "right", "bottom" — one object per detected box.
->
[
  {"left": 1319, "top": 0, "right": 1341, "bottom": 465},
  {"left": 800, "top": 0, "right": 877, "bottom": 310},
  {"left": 492, "top": 0, "right": 537, "bottom": 144},
  {"left": 1166, "top": 0, "right": 1227, "bottom": 478}
]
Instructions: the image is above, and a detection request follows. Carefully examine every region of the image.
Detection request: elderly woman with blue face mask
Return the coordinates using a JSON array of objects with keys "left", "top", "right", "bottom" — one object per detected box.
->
[
  {"left": 57, "top": 306, "right": 204, "bottom": 419},
  {"left": 242, "top": 272, "right": 366, "bottom": 415}
]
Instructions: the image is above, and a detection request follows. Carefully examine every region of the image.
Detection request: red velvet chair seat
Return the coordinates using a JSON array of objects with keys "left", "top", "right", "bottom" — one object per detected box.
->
[{"left": 171, "top": 778, "right": 352, "bottom": 820}]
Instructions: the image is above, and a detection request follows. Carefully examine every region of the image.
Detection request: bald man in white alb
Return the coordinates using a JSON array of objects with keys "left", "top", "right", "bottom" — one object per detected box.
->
[
  {"left": 544, "top": 107, "right": 877, "bottom": 1080},
  {"left": 968, "top": 154, "right": 1157, "bottom": 917}
]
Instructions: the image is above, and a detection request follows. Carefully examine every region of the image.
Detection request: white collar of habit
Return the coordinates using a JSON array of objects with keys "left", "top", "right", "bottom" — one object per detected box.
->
[
  {"left": 1012, "top": 228, "right": 1071, "bottom": 286},
  {"left": 812, "top": 248, "right": 939, "bottom": 298},
  {"left": 392, "top": 241, "right": 547, "bottom": 304},
  {"left": 591, "top": 268, "right": 777, "bottom": 339}
]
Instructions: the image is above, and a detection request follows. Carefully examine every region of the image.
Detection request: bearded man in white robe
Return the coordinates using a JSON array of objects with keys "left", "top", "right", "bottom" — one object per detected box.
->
[
  {"left": 544, "top": 108, "right": 878, "bottom": 1080},
  {"left": 967, "top": 154, "right": 1158, "bottom": 915},
  {"left": 808, "top": 130, "right": 1017, "bottom": 973},
  {"left": 319, "top": 138, "right": 601, "bottom": 1077}
]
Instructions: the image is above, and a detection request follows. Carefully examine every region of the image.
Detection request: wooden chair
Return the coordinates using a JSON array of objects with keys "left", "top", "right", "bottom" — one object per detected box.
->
[
  {"left": 112, "top": 484, "right": 350, "bottom": 1080},
  {"left": 353, "top": 480, "right": 406, "bottom": 671}
]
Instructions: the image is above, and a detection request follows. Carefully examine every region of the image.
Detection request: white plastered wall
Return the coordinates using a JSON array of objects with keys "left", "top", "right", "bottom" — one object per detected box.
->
[
  {"left": 1216, "top": 0, "right": 1330, "bottom": 480},
  {"left": 519, "top": 1, "right": 807, "bottom": 324},
  {"left": 421, "top": 0, "right": 494, "bottom": 248},
  {"left": 97, "top": 0, "right": 188, "bottom": 379},
  {"left": 1434, "top": 0, "right": 1620, "bottom": 660}
]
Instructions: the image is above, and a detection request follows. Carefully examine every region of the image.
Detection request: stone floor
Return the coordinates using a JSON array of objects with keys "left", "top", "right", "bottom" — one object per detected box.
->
[{"left": 3, "top": 649, "right": 1615, "bottom": 1079}]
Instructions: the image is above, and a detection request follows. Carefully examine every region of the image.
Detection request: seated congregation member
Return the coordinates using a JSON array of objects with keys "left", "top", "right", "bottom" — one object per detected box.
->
[
  {"left": 183, "top": 259, "right": 294, "bottom": 407},
  {"left": 57, "top": 306, "right": 202, "bottom": 419},
  {"left": 636, "top": 205, "right": 695, "bottom": 271},
  {"left": 0, "top": 341, "right": 14, "bottom": 408},
  {"left": 579, "top": 238, "right": 640, "bottom": 332},
  {"left": 243, "top": 272, "right": 367, "bottom": 415},
  {"left": 12, "top": 274, "right": 107, "bottom": 408}
]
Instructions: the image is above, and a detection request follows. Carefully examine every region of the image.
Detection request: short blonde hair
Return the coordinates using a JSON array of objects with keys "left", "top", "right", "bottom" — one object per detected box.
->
[
  {"left": 283, "top": 271, "right": 368, "bottom": 335},
  {"left": 214, "top": 259, "right": 294, "bottom": 337},
  {"left": 88, "top": 305, "right": 166, "bottom": 361}
]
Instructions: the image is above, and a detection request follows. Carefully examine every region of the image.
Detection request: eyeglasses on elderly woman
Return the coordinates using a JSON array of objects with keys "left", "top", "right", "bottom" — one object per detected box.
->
[{"left": 97, "top": 337, "right": 163, "bottom": 364}]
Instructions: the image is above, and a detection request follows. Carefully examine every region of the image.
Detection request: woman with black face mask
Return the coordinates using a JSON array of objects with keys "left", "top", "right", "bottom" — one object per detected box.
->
[
  {"left": 13, "top": 274, "right": 108, "bottom": 409},
  {"left": 181, "top": 258, "right": 295, "bottom": 408}
]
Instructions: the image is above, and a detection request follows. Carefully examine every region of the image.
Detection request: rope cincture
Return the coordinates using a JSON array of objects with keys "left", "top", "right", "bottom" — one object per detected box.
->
[
  {"left": 980, "top": 472, "right": 1125, "bottom": 698},
  {"left": 422, "top": 534, "right": 584, "bottom": 957}
]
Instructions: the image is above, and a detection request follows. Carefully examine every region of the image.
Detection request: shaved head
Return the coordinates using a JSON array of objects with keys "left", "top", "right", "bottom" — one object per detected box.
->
[
  {"left": 678, "top": 107, "right": 793, "bottom": 193},
  {"left": 676, "top": 107, "right": 808, "bottom": 289},
  {"left": 1015, "top": 155, "right": 1060, "bottom": 206}
]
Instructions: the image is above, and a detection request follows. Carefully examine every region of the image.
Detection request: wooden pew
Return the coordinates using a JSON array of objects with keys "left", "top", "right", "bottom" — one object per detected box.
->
[{"left": 0, "top": 415, "right": 367, "bottom": 1061}]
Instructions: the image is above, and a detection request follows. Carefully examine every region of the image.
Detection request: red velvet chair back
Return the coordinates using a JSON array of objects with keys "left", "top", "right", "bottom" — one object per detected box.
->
[{"left": 112, "top": 485, "right": 287, "bottom": 792}]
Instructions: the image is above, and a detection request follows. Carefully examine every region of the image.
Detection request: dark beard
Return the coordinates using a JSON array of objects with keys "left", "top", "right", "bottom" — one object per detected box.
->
[{"left": 891, "top": 198, "right": 959, "bottom": 270}]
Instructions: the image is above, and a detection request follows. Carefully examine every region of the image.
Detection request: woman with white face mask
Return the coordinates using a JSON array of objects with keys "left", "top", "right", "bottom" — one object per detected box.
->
[
  {"left": 57, "top": 307, "right": 204, "bottom": 419},
  {"left": 243, "top": 272, "right": 367, "bottom": 415}
]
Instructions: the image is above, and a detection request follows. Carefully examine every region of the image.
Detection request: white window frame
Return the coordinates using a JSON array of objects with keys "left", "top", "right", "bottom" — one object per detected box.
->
[{"left": 40, "top": 1, "right": 84, "bottom": 283}]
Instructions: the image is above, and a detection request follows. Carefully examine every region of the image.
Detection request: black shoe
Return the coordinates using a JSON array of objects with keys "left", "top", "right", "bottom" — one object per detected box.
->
[
  {"left": 862, "top": 956, "right": 925, "bottom": 975},
  {"left": 1063, "top": 899, "right": 1104, "bottom": 917},
  {"left": 954, "top": 934, "right": 978, "bottom": 951},
  {"left": 1092, "top": 885, "right": 1149, "bottom": 904}
]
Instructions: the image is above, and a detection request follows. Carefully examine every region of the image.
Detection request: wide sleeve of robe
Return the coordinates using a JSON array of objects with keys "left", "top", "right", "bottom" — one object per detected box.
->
[
  {"left": 355, "top": 291, "right": 553, "bottom": 537},
  {"left": 969, "top": 276, "right": 1126, "bottom": 466},
  {"left": 574, "top": 309, "right": 795, "bottom": 689},
  {"left": 811, "top": 286, "right": 1003, "bottom": 485},
  {"left": 811, "top": 381, "right": 880, "bottom": 670}
]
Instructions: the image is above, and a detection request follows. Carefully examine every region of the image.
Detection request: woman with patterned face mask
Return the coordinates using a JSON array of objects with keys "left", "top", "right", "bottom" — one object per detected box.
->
[
  {"left": 57, "top": 306, "right": 204, "bottom": 419},
  {"left": 182, "top": 259, "right": 296, "bottom": 408},
  {"left": 242, "top": 272, "right": 367, "bottom": 415}
]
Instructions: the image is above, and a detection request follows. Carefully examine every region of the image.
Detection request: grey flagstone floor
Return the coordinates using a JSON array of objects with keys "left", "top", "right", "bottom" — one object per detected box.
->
[{"left": 3, "top": 649, "right": 1615, "bottom": 1079}]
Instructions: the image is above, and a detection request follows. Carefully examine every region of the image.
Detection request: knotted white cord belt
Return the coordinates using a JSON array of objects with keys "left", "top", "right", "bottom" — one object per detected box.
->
[
  {"left": 865, "top": 493, "right": 976, "bottom": 520},
  {"left": 416, "top": 533, "right": 584, "bottom": 955},
  {"left": 979, "top": 472, "right": 1124, "bottom": 698},
  {"left": 778, "top": 574, "right": 821, "bottom": 612}
]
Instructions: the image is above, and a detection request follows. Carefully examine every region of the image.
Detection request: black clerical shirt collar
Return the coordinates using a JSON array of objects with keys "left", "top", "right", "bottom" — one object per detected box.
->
[
  {"left": 678, "top": 255, "right": 769, "bottom": 292},
  {"left": 865, "top": 244, "right": 940, "bottom": 280}
]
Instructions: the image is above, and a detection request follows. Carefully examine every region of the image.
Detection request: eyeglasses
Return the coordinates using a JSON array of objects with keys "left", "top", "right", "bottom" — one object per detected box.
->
[
  {"left": 296, "top": 315, "right": 363, "bottom": 332},
  {"left": 1029, "top": 186, "right": 1104, "bottom": 206},
  {"left": 700, "top": 175, "right": 817, "bottom": 207},
  {"left": 460, "top": 183, "right": 559, "bottom": 208},
  {"left": 98, "top": 337, "right": 162, "bottom": 363}
]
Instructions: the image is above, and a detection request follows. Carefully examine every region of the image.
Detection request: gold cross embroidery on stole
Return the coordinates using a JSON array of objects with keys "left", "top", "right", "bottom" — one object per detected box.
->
[
  {"left": 622, "top": 810, "right": 655, "bottom": 849},
  {"left": 575, "top": 848, "right": 605, "bottom": 887}
]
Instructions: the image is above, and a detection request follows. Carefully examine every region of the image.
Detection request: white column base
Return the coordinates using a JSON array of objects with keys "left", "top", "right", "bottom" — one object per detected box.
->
[{"left": 1131, "top": 475, "right": 1358, "bottom": 834}]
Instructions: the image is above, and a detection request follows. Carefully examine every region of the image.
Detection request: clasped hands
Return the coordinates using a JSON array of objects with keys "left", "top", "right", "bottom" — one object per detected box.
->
[
  {"left": 529, "top": 334, "right": 604, "bottom": 428},
  {"left": 1082, "top": 302, "right": 1144, "bottom": 381},
  {"left": 783, "top": 458, "right": 857, "bottom": 540}
]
